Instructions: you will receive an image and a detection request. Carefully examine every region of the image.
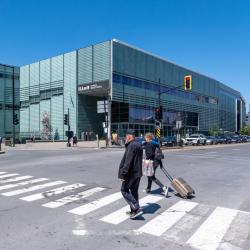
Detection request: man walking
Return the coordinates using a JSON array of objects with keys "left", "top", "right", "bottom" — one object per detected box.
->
[{"left": 118, "top": 129, "right": 143, "bottom": 219}]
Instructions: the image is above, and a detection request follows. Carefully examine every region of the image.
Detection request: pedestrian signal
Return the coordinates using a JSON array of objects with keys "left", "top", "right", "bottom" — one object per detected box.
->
[
  {"left": 13, "top": 113, "right": 19, "bottom": 125},
  {"left": 184, "top": 75, "right": 192, "bottom": 90},
  {"left": 64, "top": 114, "right": 68, "bottom": 125}
]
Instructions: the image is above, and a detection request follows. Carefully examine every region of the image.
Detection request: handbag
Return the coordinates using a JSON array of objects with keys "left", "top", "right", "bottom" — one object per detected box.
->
[
  {"left": 155, "top": 147, "right": 164, "bottom": 161},
  {"left": 143, "top": 159, "right": 154, "bottom": 176}
]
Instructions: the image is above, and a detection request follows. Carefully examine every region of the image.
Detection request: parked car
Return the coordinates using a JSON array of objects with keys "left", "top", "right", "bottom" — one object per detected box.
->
[
  {"left": 185, "top": 134, "right": 207, "bottom": 146},
  {"left": 160, "top": 136, "right": 176, "bottom": 147},
  {"left": 217, "top": 135, "right": 232, "bottom": 144},
  {"left": 135, "top": 137, "right": 145, "bottom": 145},
  {"left": 230, "top": 135, "right": 241, "bottom": 143},
  {"left": 206, "top": 136, "right": 218, "bottom": 145},
  {"left": 239, "top": 135, "right": 248, "bottom": 143}
]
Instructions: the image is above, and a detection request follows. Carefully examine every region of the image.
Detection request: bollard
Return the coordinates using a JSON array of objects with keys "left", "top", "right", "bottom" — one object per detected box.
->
[{"left": 96, "top": 134, "right": 99, "bottom": 148}]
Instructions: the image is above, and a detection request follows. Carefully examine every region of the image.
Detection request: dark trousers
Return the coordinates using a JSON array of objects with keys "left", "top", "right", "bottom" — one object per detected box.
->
[
  {"left": 147, "top": 160, "right": 164, "bottom": 190},
  {"left": 121, "top": 177, "right": 141, "bottom": 212}
]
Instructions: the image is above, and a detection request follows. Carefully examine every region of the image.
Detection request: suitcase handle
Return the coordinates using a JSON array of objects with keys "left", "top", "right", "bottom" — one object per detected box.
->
[{"left": 161, "top": 166, "right": 173, "bottom": 182}]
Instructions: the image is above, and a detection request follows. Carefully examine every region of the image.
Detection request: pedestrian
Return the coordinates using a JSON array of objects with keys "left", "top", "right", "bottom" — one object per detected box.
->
[
  {"left": 73, "top": 135, "right": 78, "bottom": 147},
  {"left": 118, "top": 129, "right": 143, "bottom": 219},
  {"left": 143, "top": 133, "right": 169, "bottom": 197}
]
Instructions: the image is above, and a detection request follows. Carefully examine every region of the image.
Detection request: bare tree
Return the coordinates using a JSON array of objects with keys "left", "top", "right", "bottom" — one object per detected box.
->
[{"left": 41, "top": 111, "right": 53, "bottom": 140}]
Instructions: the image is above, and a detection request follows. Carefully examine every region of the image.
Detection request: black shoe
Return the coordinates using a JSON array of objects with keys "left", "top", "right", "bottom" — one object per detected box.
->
[
  {"left": 126, "top": 211, "right": 132, "bottom": 215},
  {"left": 130, "top": 208, "right": 143, "bottom": 219}
]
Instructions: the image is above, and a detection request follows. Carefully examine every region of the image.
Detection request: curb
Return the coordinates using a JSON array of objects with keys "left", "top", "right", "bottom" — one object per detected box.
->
[{"left": 0, "top": 151, "right": 6, "bottom": 154}]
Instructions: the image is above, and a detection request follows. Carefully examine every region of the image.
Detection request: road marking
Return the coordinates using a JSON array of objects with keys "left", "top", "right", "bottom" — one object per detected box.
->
[
  {"left": 68, "top": 192, "right": 123, "bottom": 215},
  {"left": 0, "top": 172, "right": 7, "bottom": 175},
  {"left": 2, "top": 180, "right": 66, "bottom": 196},
  {"left": 100, "top": 195, "right": 163, "bottom": 225},
  {"left": 72, "top": 229, "right": 88, "bottom": 236},
  {"left": 42, "top": 187, "right": 106, "bottom": 208},
  {"left": 162, "top": 204, "right": 212, "bottom": 243},
  {"left": 136, "top": 200, "right": 198, "bottom": 236},
  {"left": 0, "top": 173, "right": 19, "bottom": 179},
  {"left": 186, "top": 207, "right": 238, "bottom": 250},
  {"left": 218, "top": 211, "right": 250, "bottom": 250},
  {"left": 0, "top": 175, "right": 33, "bottom": 184},
  {"left": 20, "top": 183, "right": 85, "bottom": 201},
  {"left": 0, "top": 178, "right": 48, "bottom": 191}
]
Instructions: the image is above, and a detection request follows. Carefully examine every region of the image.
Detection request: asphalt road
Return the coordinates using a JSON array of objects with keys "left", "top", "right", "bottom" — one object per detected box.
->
[{"left": 1, "top": 143, "right": 250, "bottom": 250}]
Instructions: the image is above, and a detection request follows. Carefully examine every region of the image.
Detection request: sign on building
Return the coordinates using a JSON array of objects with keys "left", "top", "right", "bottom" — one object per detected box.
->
[{"left": 97, "top": 100, "right": 108, "bottom": 114}]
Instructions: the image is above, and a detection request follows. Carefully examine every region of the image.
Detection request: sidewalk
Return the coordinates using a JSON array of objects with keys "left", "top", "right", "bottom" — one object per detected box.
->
[
  {"left": 1, "top": 140, "right": 109, "bottom": 151},
  {"left": 2, "top": 140, "right": 249, "bottom": 152}
]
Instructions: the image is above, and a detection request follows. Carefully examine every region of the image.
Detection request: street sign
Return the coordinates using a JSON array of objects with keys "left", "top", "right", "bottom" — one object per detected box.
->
[
  {"left": 155, "top": 127, "right": 161, "bottom": 138},
  {"left": 155, "top": 121, "right": 162, "bottom": 129},
  {"left": 97, "top": 100, "right": 108, "bottom": 114},
  {"left": 176, "top": 121, "right": 182, "bottom": 129}
]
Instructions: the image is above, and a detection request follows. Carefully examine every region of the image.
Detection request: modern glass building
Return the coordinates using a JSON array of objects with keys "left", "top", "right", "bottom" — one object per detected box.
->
[
  {"left": 19, "top": 39, "right": 246, "bottom": 140},
  {"left": 0, "top": 64, "right": 20, "bottom": 139}
]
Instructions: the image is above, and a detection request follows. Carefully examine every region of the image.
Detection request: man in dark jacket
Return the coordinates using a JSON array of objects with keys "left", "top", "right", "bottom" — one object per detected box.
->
[{"left": 118, "top": 129, "right": 143, "bottom": 219}]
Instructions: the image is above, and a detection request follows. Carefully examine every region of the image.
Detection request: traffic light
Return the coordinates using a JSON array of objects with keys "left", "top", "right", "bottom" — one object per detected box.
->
[
  {"left": 13, "top": 113, "right": 19, "bottom": 125},
  {"left": 184, "top": 75, "right": 192, "bottom": 90},
  {"left": 155, "top": 106, "right": 163, "bottom": 120},
  {"left": 64, "top": 114, "right": 68, "bottom": 125}
]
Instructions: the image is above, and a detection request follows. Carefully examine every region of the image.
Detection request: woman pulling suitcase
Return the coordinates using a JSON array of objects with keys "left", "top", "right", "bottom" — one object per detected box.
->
[{"left": 143, "top": 133, "right": 169, "bottom": 197}]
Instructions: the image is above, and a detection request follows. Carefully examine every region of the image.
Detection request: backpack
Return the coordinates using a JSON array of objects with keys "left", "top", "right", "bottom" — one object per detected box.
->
[{"left": 155, "top": 147, "right": 164, "bottom": 161}]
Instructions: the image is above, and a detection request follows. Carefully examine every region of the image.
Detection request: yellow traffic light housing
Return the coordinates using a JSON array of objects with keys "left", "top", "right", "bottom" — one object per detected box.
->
[{"left": 184, "top": 75, "right": 192, "bottom": 90}]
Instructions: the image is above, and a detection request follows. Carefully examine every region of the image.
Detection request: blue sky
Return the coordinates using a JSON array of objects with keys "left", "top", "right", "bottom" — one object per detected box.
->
[{"left": 1, "top": 0, "right": 249, "bottom": 110}]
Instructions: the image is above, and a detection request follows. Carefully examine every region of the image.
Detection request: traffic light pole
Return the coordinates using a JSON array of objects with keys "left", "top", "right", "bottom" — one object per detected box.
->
[
  {"left": 12, "top": 66, "right": 15, "bottom": 147},
  {"left": 157, "top": 78, "right": 190, "bottom": 144},
  {"left": 67, "top": 108, "right": 70, "bottom": 147}
]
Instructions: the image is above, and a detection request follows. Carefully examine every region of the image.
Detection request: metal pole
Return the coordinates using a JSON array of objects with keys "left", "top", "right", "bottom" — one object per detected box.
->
[
  {"left": 158, "top": 78, "right": 161, "bottom": 107},
  {"left": 158, "top": 78, "right": 161, "bottom": 145},
  {"left": 105, "top": 93, "right": 109, "bottom": 147},
  {"left": 12, "top": 67, "right": 15, "bottom": 147},
  {"left": 67, "top": 108, "right": 70, "bottom": 147}
]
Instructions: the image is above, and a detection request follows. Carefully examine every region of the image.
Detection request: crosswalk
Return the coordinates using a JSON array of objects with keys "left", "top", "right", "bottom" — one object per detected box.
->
[{"left": 0, "top": 170, "right": 250, "bottom": 250}]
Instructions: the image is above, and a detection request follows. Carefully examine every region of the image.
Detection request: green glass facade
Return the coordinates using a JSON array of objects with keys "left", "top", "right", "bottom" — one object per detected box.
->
[
  {"left": 111, "top": 40, "right": 245, "bottom": 136},
  {"left": 0, "top": 64, "right": 20, "bottom": 139},
  {"left": 18, "top": 39, "right": 245, "bottom": 140}
]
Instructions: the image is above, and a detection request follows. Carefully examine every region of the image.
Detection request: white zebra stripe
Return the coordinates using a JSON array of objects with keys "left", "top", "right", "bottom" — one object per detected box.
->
[
  {"left": 68, "top": 192, "right": 123, "bottom": 215},
  {"left": 42, "top": 187, "right": 105, "bottom": 208},
  {"left": 2, "top": 180, "right": 66, "bottom": 196},
  {"left": 0, "top": 178, "right": 48, "bottom": 191},
  {"left": 186, "top": 207, "right": 238, "bottom": 250},
  {"left": 100, "top": 195, "right": 163, "bottom": 225},
  {"left": 21, "top": 183, "right": 85, "bottom": 201},
  {"left": 0, "top": 173, "right": 19, "bottom": 179},
  {"left": 0, "top": 172, "right": 7, "bottom": 175},
  {"left": 136, "top": 200, "right": 198, "bottom": 236},
  {"left": 0, "top": 175, "right": 33, "bottom": 184}
]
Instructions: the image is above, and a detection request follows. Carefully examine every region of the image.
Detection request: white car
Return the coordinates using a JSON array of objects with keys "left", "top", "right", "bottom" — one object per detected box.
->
[{"left": 185, "top": 134, "right": 207, "bottom": 146}]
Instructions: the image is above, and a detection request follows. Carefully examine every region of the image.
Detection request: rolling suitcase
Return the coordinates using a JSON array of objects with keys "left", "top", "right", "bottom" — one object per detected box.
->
[{"left": 161, "top": 166, "right": 195, "bottom": 199}]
